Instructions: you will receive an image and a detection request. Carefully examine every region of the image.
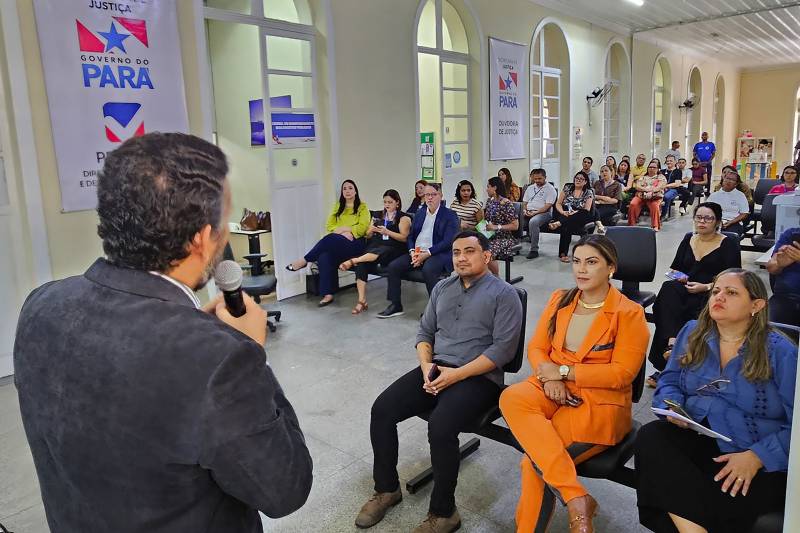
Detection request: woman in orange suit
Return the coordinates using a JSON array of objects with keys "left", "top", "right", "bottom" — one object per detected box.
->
[{"left": 499, "top": 234, "right": 649, "bottom": 533}]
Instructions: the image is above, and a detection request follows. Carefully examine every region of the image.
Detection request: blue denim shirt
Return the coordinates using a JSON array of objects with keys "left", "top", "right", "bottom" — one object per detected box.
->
[{"left": 653, "top": 320, "right": 797, "bottom": 472}]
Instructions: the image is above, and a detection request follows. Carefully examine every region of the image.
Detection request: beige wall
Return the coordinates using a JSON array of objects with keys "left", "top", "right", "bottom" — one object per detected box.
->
[{"left": 738, "top": 65, "right": 800, "bottom": 168}]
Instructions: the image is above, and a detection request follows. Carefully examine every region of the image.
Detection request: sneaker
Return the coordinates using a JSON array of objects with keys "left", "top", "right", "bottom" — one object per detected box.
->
[
  {"left": 355, "top": 490, "right": 402, "bottom": 529},
  {"left": 679, "top": 206, "right": 686, "bottom": 215},
  {"left": 412, "top": 508, "right": 462, "bottom": 533},
  {"left": 526, "top": 250, "right": 539, "bottom": 259},
  {"left": 376, "top": 303, "right": 404, "bottom": 319},
  {"left": 594, "top": 222, "right": 606, "bottom": 235}
]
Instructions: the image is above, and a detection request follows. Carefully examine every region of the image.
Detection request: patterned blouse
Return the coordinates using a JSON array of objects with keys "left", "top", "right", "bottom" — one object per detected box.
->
[
  {"left": 484, "top": 197, "right": 518, "bottom": 259},
  {"left": 561, "top": 183, "right": 594, "bottom": 212}
]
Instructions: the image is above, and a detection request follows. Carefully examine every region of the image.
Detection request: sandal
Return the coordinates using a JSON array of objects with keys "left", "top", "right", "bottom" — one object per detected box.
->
[
  {"left": 286, "top": 260, "right": 306, "bottom": 271},
  {"left": 339, "top": 259, "right": 355, "bottom": 271},
  {"left": 646, "top": 371, "right": 661, "bottom": 388},
  {"left": 352, "top": 301, "right": 368, "bottom": 315}
]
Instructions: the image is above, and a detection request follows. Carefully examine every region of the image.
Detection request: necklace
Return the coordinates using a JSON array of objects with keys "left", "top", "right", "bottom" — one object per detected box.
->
[
  {"left": 720, "top": 335, "right": 745, "bottom": 343},
  {"left": 578, "top": 298, "right": 605, "bottom": 309}
]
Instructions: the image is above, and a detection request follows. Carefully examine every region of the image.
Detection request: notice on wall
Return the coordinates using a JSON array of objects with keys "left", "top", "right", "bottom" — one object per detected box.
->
[
  {"left": 420, "top": 132, "right": 435, "bottom": 180},
  {"left": 33, "top": 0, "right": 189, "bottom": 212},
  {"left": 489, "top": 37, "right": 525, "bottom": 161}
]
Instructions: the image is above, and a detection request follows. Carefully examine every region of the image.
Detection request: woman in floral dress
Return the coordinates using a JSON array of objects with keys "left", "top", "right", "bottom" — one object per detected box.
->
[{"left": 483, "top": 175, "right": 519, "bottom": 276}]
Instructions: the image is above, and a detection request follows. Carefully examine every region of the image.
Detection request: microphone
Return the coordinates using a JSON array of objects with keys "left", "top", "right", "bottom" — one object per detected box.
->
[{"left": 214, "top": 260, "right": 247, "bottom": 318}]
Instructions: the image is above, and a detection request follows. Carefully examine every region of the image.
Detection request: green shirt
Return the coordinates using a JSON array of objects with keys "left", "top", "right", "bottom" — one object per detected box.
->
[{"left": 325, "top": 202, "right": 371, "bottom": 238}]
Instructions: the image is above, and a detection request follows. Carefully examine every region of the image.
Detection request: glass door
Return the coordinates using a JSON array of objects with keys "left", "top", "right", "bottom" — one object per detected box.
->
[
  {"left": 530, "top": 68, "right": 560, "bottom": 182},
  {"left": 440, "top": 58, "right": 470, "bottom": 200}
]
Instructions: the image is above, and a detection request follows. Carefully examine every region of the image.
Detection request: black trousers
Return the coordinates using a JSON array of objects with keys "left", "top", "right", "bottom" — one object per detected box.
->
[
  {"left": 385, "top": 253, "right": 452, "bottom": 305},
  {"left": 635, "top": 419, "right": 786, "bottom": 533},
  {"left": 595, "top": 204, "right": 619, "bottom": 226},
  {"left": 370, "top": 367, "right": 501, "bottom": 517},
  {"left": 649, "top": 280, "right": 709, "bottom": 370},
  {"left": 555, "top": 210, "right": 594, "bottom": 256}
]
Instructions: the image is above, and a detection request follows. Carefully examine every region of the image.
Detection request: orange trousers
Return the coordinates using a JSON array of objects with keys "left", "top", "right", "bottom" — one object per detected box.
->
[
  {"left": 628, "top": 196, "right": 662, "bottom": 229},
  {"left": 499, "top": 380, "right": 608, "bottom": 533}
]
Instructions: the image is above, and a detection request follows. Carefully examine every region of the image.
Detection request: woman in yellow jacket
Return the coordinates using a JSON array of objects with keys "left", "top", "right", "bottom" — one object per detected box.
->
[
  {"left": 499, "top": 234, "right": 649, "bottom": 533},
  {"left": 286, "top": 179, "right": 370, "bottom": 306}
]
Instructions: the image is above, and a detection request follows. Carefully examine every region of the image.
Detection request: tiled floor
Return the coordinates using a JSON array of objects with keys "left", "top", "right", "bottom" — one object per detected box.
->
[{"left": 0, "top": 215, "right": 771, "bottom": 532}]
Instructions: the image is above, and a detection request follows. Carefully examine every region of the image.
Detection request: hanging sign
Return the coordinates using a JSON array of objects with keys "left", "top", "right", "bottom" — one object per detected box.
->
[
  {"left": 489, "top": 37, "right": 526, "bottom": 160},
  {"left": 34, "top": 0, "right": 189, "bottom": 212}
]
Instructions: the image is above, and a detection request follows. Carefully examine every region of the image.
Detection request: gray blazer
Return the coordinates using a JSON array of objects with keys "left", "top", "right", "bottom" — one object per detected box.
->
[{"left": 14, "top": 259, "right": 312, "bottom": 533}]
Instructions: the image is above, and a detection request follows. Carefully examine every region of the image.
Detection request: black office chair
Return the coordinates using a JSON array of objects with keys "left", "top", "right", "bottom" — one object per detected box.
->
[
  {"left": 745, "top": 194, "right": 778, "bottom": 253},
  {"left": 748, "top": 178, "right": 780, "bottom": 233},
  {"left": 406, "top": 287, "right": 528, "bottom": 493},
  {"left": 223, "top": 244, "right": 281, "bottom": 332},
  {"left": 604, "top": 226, "right": 657, "bottom": 310}
]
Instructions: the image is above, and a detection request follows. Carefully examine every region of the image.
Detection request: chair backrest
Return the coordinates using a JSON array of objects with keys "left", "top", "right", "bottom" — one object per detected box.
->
[
  {"left": 503, "top": 287, "right": 528, "bottom": 374},
  {"left": 631, "top": 357, "right": 647, "bottom": 403},
  {"left": 753, "top": 178, "right": 780, "bottom": 205},
  {"left": 512, "top": 202, "right": 525, "bottom": 239},
  {"left": 605, "top": 226, "right": 657, "bottom": 283},
  {"left": 770, "top": 321, "right": 800, "bottom": 344},
  {"left": 760, "top": 194, "right": 778, "bottom": 234}
]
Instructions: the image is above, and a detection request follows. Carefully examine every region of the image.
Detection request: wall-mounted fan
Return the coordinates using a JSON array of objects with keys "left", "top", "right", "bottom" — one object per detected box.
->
[{"left": 586, "top": 82, "right": 614, "bottom": 107}]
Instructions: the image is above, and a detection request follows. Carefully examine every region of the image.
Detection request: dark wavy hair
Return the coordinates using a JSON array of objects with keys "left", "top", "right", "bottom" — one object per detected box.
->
[
  {"left": 488, "top": 176, "right": 507, "bottom": 198},
  {"left": 382, "top": 189, "right": 403, "bottom": 224},
  {"left": 780, "top": 165, "right": 798, "bottom": 182},
  {"left": 335, "top": 179, "right": 362, "bottom": 218},
  {"left": 695, "top": 202, "right": 723, "bottom": 230},
  {"left": 455, "top": 180, "right": 477, "bottom": 201},
  {"left": 96, "top": 132, "right": 228, "bottom": 272}
]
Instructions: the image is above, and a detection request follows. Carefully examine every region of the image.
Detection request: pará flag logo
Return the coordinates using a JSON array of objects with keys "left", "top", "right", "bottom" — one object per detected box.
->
[
  {"left": 103, "top": 102, "right": 145, "bottom": 142},
  {"left": 76, "top": 17, "right": 149, "bottom": 53}
]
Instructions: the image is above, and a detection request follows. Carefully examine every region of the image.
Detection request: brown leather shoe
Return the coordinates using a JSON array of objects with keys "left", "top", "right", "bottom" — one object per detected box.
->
[
  {"left": 354, "top": 489, "right": 402, "bottom": 529},
  {"left": 567, "top": 494, "right": 598, "bottom": 533},
  {"left": 412, "top": 508, "right": 461, "bottom": 533}
]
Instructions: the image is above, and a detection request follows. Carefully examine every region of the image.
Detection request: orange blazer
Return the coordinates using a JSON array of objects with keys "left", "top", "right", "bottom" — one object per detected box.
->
[{"left": 527, "top": 285, "right": 650, "bottom": 446}]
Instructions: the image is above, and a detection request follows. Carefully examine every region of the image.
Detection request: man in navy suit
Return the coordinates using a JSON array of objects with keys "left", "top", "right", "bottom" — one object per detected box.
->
[{"left": 377, "top": 182, "right": 459, "bottom": 318}]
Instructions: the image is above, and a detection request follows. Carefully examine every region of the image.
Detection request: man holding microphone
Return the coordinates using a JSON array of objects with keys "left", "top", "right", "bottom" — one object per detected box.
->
[{"left": 14, "top": 133, "right": 312, "bottom": 533}]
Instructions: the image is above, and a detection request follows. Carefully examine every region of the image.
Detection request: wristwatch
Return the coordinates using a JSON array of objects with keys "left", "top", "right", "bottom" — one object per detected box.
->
[{"left": 559, "top": 365, "right": 570, "bottom": 380}]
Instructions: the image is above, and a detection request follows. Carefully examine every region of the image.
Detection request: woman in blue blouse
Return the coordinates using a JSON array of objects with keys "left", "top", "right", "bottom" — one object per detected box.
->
[{"left": 635, "top": 269, "right": 796, "bottom": 533}]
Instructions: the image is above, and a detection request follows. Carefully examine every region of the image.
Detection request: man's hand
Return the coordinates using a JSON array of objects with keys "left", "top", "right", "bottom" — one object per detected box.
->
[
  {"left": 426, "top": 367, "right": 464, "bottom": 395},
  {"left": 421, "top": 362, "right": 435, "bottom": 393},
  {"left": 202, "top": 294, "right": 223, "bottom": 314},
  {"left": 524, "top": 209, "right": 534, "bottom": 217},
  {"left": 412, "top": 250, "right": 431, "bottom": 267},
  {"left": 536, "top": 361, "right": 562, "bottom": 382},
  {"left": 543, "top": 380, "right": 571, "bottom": 405},
  {"left": 215, "top": 293, "right": 268, "bottom": 346},
  {"left": 775, "top": 243, "right": 800, "bottom": 267},
  {"left": 713, "top": 450, "right": 763, "bottom": 497}
]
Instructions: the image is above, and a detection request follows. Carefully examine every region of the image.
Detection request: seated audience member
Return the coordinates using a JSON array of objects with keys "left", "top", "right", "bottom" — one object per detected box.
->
[
  {"left": 661, "top": 155, "right": 692, "bottom": 217},
  {"left": 649, "top": 157, "right": 663, "bottom": 172},
  {"left": 581, "top": 156, "right": 599, "bottom": 185},
  {"left": 631, "top": 153, "right": 647, "bottom": 179},
  {"left": 647, "top": 202, "right": 741, "bottom": 387},
  {"left": 766, "top": 227, "right": 800, "bottom": 330},
  {"left": 377, "top": 183, "right": 459, "bottom": 319},
  {"left": 339, "top": 190, "right": 411, "bottom": 315},
  {"left": 287, "top": 179, "right": 369, "bottom": 306},
  {"left": 621, "top": 154, "right": 631, "bottom": 163},
  {"left": 616, "top": 160, "right": 635, "bottom": 212},
  {"left": 523, "top": 168, "right": 558, "bottom": 259},
  {"left": 678, "top": 157, "right": 692, "bottom": 187},
  {"left": 615, "top": 159, "right": 631, "bottom": 189},
  {"left": 499, "top": 167, "right": 521, "bottom": 202},
  {"left": 356, "top": 231, "right": 523, "bottom": 532},
  {"left": 769, "top": 165, "right": 798, "bottom": 195},
  {"left": 713, "top": 165, "right": 754, "bottom": 204},
  {"left": 483, "top": 176, "right": 520, "bottom": 276},
  {"left": 593, "top": 164, "right": 622, "bottom": 231},
  {"left": 690, "top": 157, "right": 708, "bottom": 204},
  {"left": 708, "top": 172, "right": 750, "bottom": 235},
  {"left": 636, "top": 269, "right": 796, "bottom": 533},
  {"left": 548, "top": 171, "right": 595, "bottom": 262},
  {"left": 628, "top": 162, "right": 666, "bottom": 231},
  {"left": 500, "top": 235, "right": 649, "bottom": 533},
  {"left": 605, "top": 155, "right": 617, "bottom": 177},
  {"left": 449, "top": 180, "right": 484, "bottom": 230},
  {"left": 407, "top": 180, "right": 428, "bottom": 216},
  {"left": 665, "top": 140, "right": 681, "bottom": 163}
]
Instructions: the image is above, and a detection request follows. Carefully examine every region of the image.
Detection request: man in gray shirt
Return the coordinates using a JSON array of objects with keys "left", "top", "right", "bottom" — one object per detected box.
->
[{"left": 355, "top": 231, "right": 523, "bottom": 533}]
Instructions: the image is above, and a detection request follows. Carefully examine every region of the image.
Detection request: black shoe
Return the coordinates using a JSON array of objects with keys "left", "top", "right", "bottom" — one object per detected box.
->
[
  {"left": 377, "top": 304, "right": 404, "bottom": 319},
  {"left": 526, "top": 250, "right": 539, "bottom": 259}
]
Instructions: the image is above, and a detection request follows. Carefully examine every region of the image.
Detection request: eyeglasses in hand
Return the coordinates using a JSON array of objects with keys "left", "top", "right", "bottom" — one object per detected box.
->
[{"left": 696, "top": 378, "right": 731, "bottom": 395}]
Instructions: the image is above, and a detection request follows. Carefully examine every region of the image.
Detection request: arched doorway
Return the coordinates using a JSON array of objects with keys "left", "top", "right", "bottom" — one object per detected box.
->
[
  {"left": 603, "top": 42, "right": 631, "bottom": 159},
  {"left": 685, "top": 66, "right": 702, "bottom": 152},
  {"left": 652, "top": 56, "right": 671, "bottom": 158},
  {"left": 530, "top": 21, "right": 570, "bottom": 185},
  {"left": 712, "top": 75, "right": 725, "bottom": 160}
]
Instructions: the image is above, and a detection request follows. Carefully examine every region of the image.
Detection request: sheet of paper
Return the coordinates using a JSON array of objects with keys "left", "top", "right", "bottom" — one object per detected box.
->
[{"left": 651, "top": 407, "right": 732, "bottom": 442}]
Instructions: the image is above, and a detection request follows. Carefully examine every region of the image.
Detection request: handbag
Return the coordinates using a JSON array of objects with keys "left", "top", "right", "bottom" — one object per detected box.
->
[
  {"left": 257, "top": 211, "right": 272, "bottom": 231},
  {"left": 240, "top": 208, "right": 259, "bottom": 231}
]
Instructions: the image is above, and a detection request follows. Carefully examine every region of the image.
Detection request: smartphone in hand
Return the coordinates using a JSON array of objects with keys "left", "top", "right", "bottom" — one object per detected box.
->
[
  {"left": 665, "top": 269, "right": 689, "bottom": 283},
  {"left": 565, "top": 395, "right": 583, "bottom": 407},
  {"left": 664, "top": 398, "right": 692, "bottom": 420},
  {"left": 427, "top": 363, "right": 441, "bottom": 382}
]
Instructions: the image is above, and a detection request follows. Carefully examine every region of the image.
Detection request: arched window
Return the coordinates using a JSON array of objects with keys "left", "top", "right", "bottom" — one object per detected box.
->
[
  {"left": 652, "top": 57, "right": 671, "bottom": 158},
  {"left": 712, "top": 75, "right": 725, "bottom": 160},
  {"left": 530, "top": 22, "right": 570, "bottom": 184},
  {"left": 205, "top": 0, "right": 311, "bottom": 23},
  {"left": 685, "top": 67, "right": 702, "bottom": 151},
  {"left": 415, "top": 0, "right": 472, "bottom": 196},
  {"left": 603, "top": 42, "right": 630, "bottom": 158}
]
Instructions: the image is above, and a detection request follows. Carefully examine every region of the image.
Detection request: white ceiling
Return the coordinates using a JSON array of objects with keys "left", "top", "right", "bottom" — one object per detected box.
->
[{"left": 531, "top": 0, "right": 800, "bottom": 69}]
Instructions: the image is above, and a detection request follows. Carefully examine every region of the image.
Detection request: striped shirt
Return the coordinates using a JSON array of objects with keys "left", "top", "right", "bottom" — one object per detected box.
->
[{"left": 450, "top": 198, "right": 483, "bottom": 228}]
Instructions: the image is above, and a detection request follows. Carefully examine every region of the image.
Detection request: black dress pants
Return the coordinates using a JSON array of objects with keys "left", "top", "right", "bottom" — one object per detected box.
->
[
  {"left": 385, "top": 253, "right": 452, "bottom": 305},
  {"left": 555, "top": 210, "right": 594, "bottom": 256},
  {"left": 595, "top": 204, "right": 619, "bottom": 226},
  {"left": 370, "top": 367, "right": 501, "bottom": 517}
]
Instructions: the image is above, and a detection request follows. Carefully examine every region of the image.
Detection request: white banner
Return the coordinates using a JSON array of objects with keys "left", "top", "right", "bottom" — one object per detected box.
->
[
  {"left": 489, "top": 37, "right": 526, "bottom": 160},
  {"left": 33, "top": 0, "right": 189, "bottom": 212}
]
